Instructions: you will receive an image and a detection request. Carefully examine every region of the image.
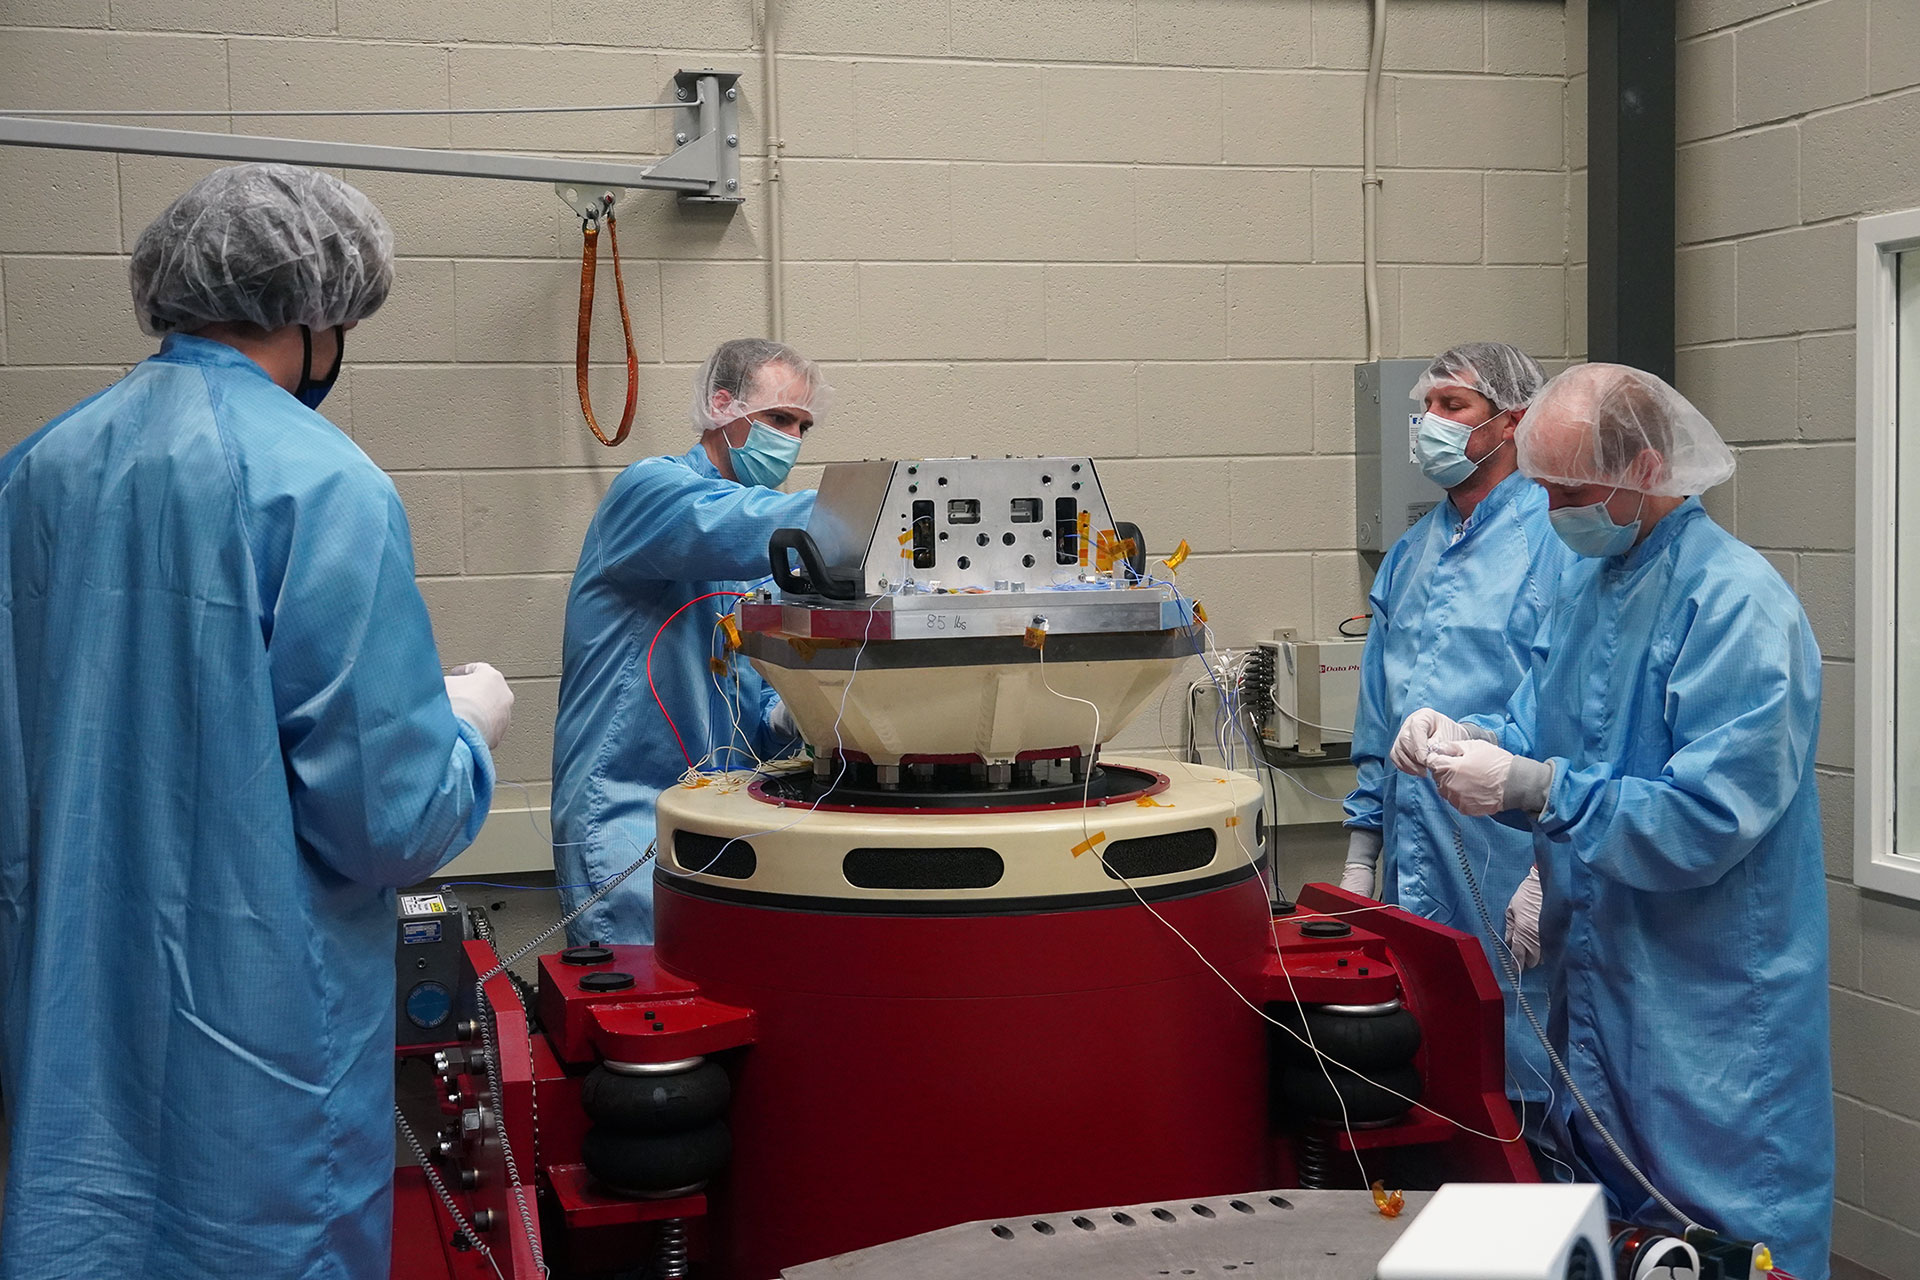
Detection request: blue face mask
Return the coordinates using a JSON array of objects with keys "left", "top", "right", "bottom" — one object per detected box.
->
[
  {"left": 728, "top": 419, "right": 802, "bottom": 489},
  {"left": 1549, "top": 490, "right": 1644, "bottom": 557},
  {"left": 1412, "top": 410, "right": 1506, "bottom": 489},
  {"left": 295, "top": 324, "right": 344, "bottom": 410}
]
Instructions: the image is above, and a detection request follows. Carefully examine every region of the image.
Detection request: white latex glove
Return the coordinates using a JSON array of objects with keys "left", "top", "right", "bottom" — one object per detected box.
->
[
  {"left": 1431, "top": 740, "right": 1553, "bottom": 817},
  {"left": 1339, "top": 863, "right": 1377, "bottom": 895},
  {"left": 1340, "top": 827, "right": 1382, "bottom": 897},
  {"left": 1506, "top": 865, "right": 1543, "bottom": 971},
  {"left": 444, "top": 662, "right": 513, "bottom": 751},
  {"left": 1389, "top": 707, "right": 1481, "bottom": 777},
  {"left": 1428, "top": 738, "right": 1514, "bottom": 816},
  {"left": 767, "top": 698, "right": 799, "bottom": 740}
]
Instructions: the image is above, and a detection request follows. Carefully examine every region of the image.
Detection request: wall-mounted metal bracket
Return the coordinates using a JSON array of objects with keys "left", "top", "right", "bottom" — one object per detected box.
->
[
  {"left": 0, "top": 67, "right": 745, "bottom": 210},
  {"left": 659, "top": 70, "right": 744, "bottom": 206}
]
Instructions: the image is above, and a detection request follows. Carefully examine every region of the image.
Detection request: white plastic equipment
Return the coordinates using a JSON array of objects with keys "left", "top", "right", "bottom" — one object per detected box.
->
[{"left": 1373, "top": 1183, "right": 1615, "bottom": 1280}]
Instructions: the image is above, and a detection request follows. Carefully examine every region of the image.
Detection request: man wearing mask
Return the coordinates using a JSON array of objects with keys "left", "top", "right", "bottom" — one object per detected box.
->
[
  {"left": 1399, "top": 364, "right": 1831, "bottom": 1278},
  {"left": 553, "top": 338, "right": 828, "bottom": 945},
  {"left": 1340, "top": 342, "right": 1573, "bottom": 1149},
  {"left": 0, "top": 164, "right": 513, "bottom": 1279}
]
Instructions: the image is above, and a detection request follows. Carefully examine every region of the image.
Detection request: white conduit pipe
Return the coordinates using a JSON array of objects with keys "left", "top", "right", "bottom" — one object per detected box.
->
[
  {"left": 1362, "top": 0, "right": 1387, "bottom": 362},
  {"left": 761, "top": 0, "right": 787, "bottom": 341}
]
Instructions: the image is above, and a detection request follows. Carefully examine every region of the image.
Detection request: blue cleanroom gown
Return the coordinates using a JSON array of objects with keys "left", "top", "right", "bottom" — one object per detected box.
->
[
  {"left": 0, "top": 335, "right": 495, "bottom": 1280},
  {"left": 1345, "top": 470, "right": 1576, "bottom": 1108},
  {"left": 552, "top": 444, "right": 813, "bottom": 945},
  {"left": 1472, "top": 499, "right": 1832, "bottom": 1278}
]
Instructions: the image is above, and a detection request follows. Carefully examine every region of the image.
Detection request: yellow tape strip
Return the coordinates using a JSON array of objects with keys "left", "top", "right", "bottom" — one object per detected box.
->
[{"left": 1069, "top": 830, "right": 1108, "bottom": 858}]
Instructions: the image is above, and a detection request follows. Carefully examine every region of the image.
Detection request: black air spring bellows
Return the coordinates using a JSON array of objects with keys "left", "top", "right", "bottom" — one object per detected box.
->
[
  {"left": 1272, "top": 1001, "right": 1424, "bottom": 1126},
  {"left": 580, "top": 1059, "right": 733, "bottom": 1196}
]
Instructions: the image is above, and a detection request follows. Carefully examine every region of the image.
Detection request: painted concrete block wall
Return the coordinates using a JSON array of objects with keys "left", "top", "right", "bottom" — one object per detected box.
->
[
  {"left": 0, "top": 1, "right": 1576, "bottom": 869},
  {"left": 1671, "top": 1, "right": 1918, "bottom": 1273}
]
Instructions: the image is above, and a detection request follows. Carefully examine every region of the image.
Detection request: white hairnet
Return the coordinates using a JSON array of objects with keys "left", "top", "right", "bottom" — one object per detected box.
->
[
  {"left": 1517, "top": 363, "right": 1735, "bottom": 496},
  {"left": 690, "top": 338, "right": 832, "bottom": 433},
  {"left": 130, "top": 163, "right": 394, "bottom": 337},
  {"left": 1410, "top": 342, "right": 1546, "bottom": 413}
]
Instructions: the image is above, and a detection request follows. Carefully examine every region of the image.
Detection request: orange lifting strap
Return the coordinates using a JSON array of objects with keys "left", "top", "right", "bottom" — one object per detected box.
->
[{"left": 574, "top": 198, "right": 640, "bottom": 447}]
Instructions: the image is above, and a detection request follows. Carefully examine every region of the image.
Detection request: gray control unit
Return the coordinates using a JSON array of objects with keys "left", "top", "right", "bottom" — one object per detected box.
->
[
  {"left": 1354, "top": 359, "right": 1441, "bottom": 553},
  {"left": 396, "top": 888, "right": 470, "bottom": 1046}
]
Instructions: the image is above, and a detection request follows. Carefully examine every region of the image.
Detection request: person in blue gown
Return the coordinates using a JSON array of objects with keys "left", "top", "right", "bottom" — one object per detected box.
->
[
  {"left": 1398, "top": 363, "right": 1833, "bottom": 1279},
  {"left": 1341, "top": 342, "right": 1574, "bottom": 1146},
  {"left": 552, "top": 339, "right": 828, "bottom": 945},
  {"left": 0, "top": 164, "right": 514, "bottom": 1280}
]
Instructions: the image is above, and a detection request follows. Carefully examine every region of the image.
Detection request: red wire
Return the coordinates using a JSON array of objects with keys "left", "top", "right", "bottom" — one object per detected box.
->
[{"left": 646, "top": 590, "right": 749, "bottom": 770}]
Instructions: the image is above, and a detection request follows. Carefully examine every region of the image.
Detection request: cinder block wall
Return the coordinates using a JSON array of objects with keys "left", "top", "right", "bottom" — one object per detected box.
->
[
  {"left": 1669, "top": 0, "right": 1915, "bottom": 1273},
  {"left": 0, "top": 2, "right": 1576, "bottom": 859}
]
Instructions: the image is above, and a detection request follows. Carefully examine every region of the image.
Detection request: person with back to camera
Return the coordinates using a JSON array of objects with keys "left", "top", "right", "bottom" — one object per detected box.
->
[{"left": 0, "top": 163, "right": 513, "bottom": 1280}]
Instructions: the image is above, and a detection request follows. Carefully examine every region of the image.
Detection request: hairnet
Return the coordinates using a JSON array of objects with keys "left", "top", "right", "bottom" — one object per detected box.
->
[
  {"left": 130, "top": 163, "right": 394, "bottom": 337},
  {"left": 690, "top": 338, "right": 832, "bottom": 433},
  {"left": 1410, "top": 342, "right": 1546, "bottom": 413},
  {"left": 1517, "top": 363, "right": 1735, "bottom": 496}
]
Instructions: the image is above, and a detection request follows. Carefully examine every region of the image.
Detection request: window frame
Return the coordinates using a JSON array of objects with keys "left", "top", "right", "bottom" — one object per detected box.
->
[{"left": 1854, "top": 209, "right": 1920, "bottom": 898}]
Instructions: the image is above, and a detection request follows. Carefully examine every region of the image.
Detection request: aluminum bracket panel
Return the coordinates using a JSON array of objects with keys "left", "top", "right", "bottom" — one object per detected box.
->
[
  {"left": 796, "top": 457, "right": 1121, "bottom": 596},
  {"left": 0, "top": 69, "right": 743, "bottom": 204},
  {"left": 781, "top": 1189, "right": 1433, "bottom": 1280},
  {"left": 740, "top": 587, "right": 1195, "bottom": 645}
]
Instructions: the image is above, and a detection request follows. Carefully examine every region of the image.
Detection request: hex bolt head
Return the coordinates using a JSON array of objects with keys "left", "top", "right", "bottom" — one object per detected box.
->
[
  {"left": 726, "top": 179, "right": 738, "bottom": 191},
  {"left": 725, "top": 87, "right": 738, "bottom": 100},
  {"left": 675, "top": 132, "right": 688, "bottom": 145},
  {"left": 726, "top": 134, "right": 739, "bottom": 147}
]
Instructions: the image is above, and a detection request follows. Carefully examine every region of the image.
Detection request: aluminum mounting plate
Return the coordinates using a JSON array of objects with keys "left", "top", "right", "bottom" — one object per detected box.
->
[{"left": 781, "top": 1189, "right": 1434, "bottom": 1279}]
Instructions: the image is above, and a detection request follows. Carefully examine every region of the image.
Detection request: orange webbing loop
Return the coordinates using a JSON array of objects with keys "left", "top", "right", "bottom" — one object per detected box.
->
[{"left": 574, "top": 210, "right": 640, "bottom": 447}]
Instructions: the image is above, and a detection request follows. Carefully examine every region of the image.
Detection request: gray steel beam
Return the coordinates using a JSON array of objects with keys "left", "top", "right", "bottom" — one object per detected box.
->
[{"left": 0, "top": 69, "right": 743, "bottom": 204}]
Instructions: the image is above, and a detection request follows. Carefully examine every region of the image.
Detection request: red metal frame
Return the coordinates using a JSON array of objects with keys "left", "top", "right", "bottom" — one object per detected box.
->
[
  {"left": 1284, "top": 885, "right": 1535, "bottom": 1185},
  {"left": 393, "top": 880, "right": 1530, "bottom": 1280}
]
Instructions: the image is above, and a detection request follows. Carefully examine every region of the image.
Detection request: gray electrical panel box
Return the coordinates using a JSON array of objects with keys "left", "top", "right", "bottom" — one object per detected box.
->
[{"left": 1354, "top": 359, "right": 1442, "bottom": 553}]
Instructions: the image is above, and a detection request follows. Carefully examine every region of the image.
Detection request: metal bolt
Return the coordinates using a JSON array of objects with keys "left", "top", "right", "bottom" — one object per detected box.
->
[
  {"left": 434, "top": 1134, "right": 459, "bottom": 1161},
  {"left": 725, "top": 86, "right": 738, "bottom": 100},
  {"left": 726, "top": 179, "right": 738, "bottom": 191},
  {"left": 726, "top": 134, "right": 738, "bottom": 148},
  {"left": 676, "top": 87, "right": 689, "bottom": 101},
  {"left": 675, "top": 132, "right": 688, "bottom": 145},
  {"left": 470, "top": 1210, "right": 498, "bottom": 1232},
  {"left": 460, "top": 1167, "right": 483, "bottom": 1191}
]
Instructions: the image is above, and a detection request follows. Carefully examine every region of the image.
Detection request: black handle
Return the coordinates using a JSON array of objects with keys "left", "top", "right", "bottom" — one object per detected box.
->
[
  {"left": 1114, "top": 520, "right": 1148, "bottom": 582},
  {"left": 768, "top": 527, "right": 861, "bottom": 600}
]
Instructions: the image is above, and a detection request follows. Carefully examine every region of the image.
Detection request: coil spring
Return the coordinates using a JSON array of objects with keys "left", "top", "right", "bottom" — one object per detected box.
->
[
  {"left": 1296, "top": 1130, "right": 1333, "bottom": 1189},
  {"left": 655, "top": 1218, "right": 690, "bottom": 1280}
]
